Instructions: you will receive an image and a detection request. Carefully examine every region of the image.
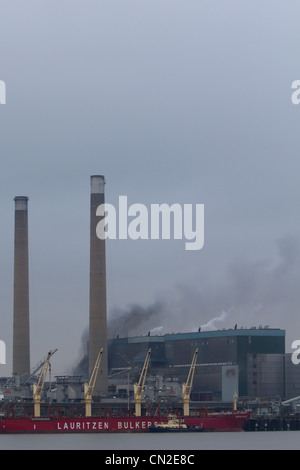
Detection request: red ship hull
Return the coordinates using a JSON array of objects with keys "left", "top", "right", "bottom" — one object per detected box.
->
[{"left": 0, "top": 412, "right": 251, "bottom": 433}]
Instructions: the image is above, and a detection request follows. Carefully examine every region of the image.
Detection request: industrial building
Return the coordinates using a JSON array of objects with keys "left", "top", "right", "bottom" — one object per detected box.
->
[
  {"left": 247, "top": 353, "right": 300, "bottom": 400},
  {"left": 108, "top": 327, "right": 286, "bottom": 400}
]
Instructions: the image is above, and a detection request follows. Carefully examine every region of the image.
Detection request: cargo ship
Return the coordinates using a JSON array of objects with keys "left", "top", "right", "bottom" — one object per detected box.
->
[
  {"left": 0, "top": 348, "right": 252, "bottom": 433},
  {"left": 0, "top": 407, "right": 251, "bottom": 434}
]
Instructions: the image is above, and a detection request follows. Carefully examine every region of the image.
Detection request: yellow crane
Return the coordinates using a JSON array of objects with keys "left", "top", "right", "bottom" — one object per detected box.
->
[
  {"left": 84, "top": 347, "right": 104, "bottom": 417},
  {"left": 134, "top": 349, "right": 151, "bottom": 417},
  {"left": 182, "top": 348, "right": 198, "bottom": 416},
  {"left": 233, "top": 391, "right": 238, "bottom": 412},
  {"left": 33, "top": 350, "right": 53, "bottom": 418}
]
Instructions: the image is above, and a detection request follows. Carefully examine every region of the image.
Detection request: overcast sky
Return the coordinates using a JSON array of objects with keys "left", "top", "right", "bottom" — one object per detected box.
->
[{"left": 0, "top": 0, "right": 299, "bottom": 375}]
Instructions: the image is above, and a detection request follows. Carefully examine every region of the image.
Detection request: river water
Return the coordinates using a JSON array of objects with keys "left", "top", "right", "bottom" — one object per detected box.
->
[{"left": 0, "top": 431, "right": 299, "bottom": 450}]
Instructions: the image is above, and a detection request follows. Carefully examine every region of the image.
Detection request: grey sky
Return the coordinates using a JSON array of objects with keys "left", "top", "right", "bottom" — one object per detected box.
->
[{"left": 0, "top": 0, "right": 299, "bottom": 375}]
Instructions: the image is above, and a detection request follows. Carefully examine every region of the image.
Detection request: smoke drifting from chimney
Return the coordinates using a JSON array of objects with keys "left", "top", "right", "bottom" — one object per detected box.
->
[
  {"left": 108, "top": 301, "right": 164, "bottom": 338},
  {"left": 200, "top": 308, "right": 234, "bottom": 331},
  {"left": 72, "top": 301, "right": 164, "bottom": 377}
]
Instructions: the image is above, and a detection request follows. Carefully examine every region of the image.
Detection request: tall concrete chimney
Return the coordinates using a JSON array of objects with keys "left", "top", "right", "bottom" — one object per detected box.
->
[
  {"left": 13, "top": 196, "right": 30, "bottom": 378},
  {"left": 89, "top": 175, "right": 108, "bottom": 395}
]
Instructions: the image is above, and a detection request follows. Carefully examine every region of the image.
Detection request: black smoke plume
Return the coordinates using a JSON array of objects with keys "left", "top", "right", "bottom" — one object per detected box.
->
[{"left": 72, "top": 301, "right": 164, "bottom": 376}]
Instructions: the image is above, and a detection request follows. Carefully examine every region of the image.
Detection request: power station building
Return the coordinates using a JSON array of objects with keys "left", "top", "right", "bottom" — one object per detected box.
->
[{"left": 108, "top": 327, "right": 286, "bottom": 399}]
